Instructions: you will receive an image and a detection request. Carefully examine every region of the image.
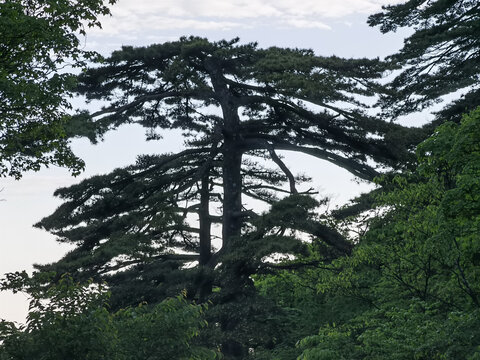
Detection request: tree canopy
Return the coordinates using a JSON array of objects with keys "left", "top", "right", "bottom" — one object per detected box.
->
[
  {"left": 35, "top": 37, "right": 420, "bottom": 282},
  {"left": 0, "top": 0, "right": 115, "bottom": 178}
]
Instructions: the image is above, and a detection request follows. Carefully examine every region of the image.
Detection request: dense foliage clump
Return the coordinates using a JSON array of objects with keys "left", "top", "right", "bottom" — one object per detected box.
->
[
  {"left": 0, "top": 0, "right": 116, "bottom": 177},
  {"left": 0, "top": 273, "right": 217, "bottom": 360}
]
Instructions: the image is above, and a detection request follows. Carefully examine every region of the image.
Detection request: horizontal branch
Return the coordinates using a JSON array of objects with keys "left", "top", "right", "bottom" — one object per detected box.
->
[
  {"left": 89, "top": 89, "right": 216, "bottom": 118},
  {"left": 242, "top": 136, "right": 379, "bottom": 180}
]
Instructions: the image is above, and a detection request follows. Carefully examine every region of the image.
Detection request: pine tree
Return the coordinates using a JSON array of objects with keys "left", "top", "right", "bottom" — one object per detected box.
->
[
  {"left": 368, "top": 0, "right": 480, "bottom": 123},
  {"left": 36, "top": 37, "right": 418, "bottom": 356}
]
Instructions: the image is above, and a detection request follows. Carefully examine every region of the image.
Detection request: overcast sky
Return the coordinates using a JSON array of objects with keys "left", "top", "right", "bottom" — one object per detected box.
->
[
  {"left": 91, "top": 0, "right": 397, "bottom": 34},
  {"left": 0, "top": 0, "right": 410, "bottom": 324}
]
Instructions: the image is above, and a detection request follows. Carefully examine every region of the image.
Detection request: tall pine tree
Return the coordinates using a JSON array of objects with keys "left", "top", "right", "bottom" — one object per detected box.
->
[{"left": 36, "top": 37, "right": 418, "bottom": 356}]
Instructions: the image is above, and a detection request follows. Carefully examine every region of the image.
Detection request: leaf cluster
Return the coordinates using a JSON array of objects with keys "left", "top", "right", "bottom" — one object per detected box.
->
[
  {"left": 0, "top": 273, "right": 218, "bottom": 360},
  {"left": 0, "top": 0, "right": 116, "bottom": 177}
]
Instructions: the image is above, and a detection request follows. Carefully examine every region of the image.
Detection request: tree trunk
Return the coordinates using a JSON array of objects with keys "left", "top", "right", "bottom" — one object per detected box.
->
[
  {"left": 199, "top": 174, "right": 212, "bottom": 266},
  {"left": 204, "top": 58, "right": 243, "bottom": 249},
  {"left": 205, "top": 57, "right": 246, "bottom": 358},
  {"left": 198, "top": 174, "right": 213, "bottom": 301},
  {"left": 222, "top": 141, "right": 243, "bottom": 248}
]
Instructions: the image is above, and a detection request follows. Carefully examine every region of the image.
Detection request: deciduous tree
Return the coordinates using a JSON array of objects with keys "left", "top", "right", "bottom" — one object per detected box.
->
[
  {"left": 0, "top": 272, "right": 216, "bottom": 360},
  {"left": 0, "top": 0, "right": 115, "bottom": 178},
  {"left": 298, "top": 108, "right": 480, "bottom": 359}
]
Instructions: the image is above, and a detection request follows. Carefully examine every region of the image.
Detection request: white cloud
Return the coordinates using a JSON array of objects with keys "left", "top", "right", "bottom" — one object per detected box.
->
[
  {"left": 100, "top": 16, "right": 244, "bottom": 35},
  {"left": 91, "top": 0, "right": 402, "bottom": 37},
  {"left": 282, "top": 17, "right": 332, "bottom": 30}
]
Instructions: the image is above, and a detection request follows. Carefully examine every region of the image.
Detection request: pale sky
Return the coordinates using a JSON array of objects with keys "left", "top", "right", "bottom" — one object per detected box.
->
[{"left": 0, "top": 0, "right": 409, "bottom": 324}]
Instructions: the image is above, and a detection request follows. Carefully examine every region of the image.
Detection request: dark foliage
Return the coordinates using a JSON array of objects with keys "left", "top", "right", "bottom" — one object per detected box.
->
[{"left": 368, "top": 0, "right": 480, "bottom": 124}]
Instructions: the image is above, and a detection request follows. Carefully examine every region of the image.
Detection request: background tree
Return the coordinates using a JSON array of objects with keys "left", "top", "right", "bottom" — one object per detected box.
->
[
  {"left": 368, "top": 0, "right": 480, "bottom": 124},
  {"left": 0, "top": 0, "right": 115, "bottom": 178},
  {"left": 331, "top": 0, "right": 480, "bottom": 227}
]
